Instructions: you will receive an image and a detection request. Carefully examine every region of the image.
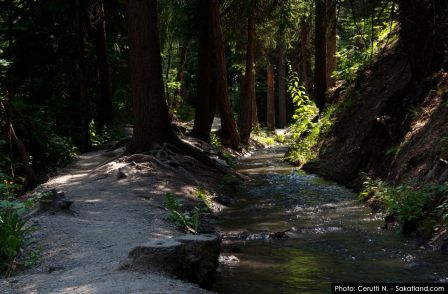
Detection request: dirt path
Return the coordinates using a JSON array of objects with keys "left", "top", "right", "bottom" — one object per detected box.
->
[{"left": 1, "top": 148, "right": 213, "bottom": 294}]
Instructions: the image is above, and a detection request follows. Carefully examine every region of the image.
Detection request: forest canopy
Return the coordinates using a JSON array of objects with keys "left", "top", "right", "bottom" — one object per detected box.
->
[{"left": 0, "top": 0, "right": 446, "bottom": 193}]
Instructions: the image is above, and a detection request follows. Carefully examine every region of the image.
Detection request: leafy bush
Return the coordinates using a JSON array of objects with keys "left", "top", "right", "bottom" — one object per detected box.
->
[
  {"left": 165, "top": 192, "right": 201, "bottom": 234},
  {"left": 0, "top": 173, "right": 23, "bottom": 200},
  {"left": 288, "top": 72, "right": 317, "bottom": 143},
  {"left": 286, "top": 101, "right": 336, "bottom": 166},
  {"left": 274, "top": 133, "right": 286, "bottom": 144},
  {"left": 210, "top": 132, "right": 222, "bottom": 149},
  {"left": 0, "top": 209, "right": 33, "bottom": 273},
  {"left": 251, "top": 129, "right": 281, "bottom": 146},
  {"left": 195, "top": 187, "right": 211, "bottom": 211},
  {"left": 221, "top": 151, "right": 237, "bottom": 168},
  {"left": 360, "top": 177, "right": 448, "bottom": 232},
  {"left": 335, "top": 20, "right": 398, "bottom": 84}
]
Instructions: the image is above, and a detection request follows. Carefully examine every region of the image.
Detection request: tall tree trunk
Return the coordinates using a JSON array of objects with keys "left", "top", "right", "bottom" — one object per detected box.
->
[
  {"left": 237, "top": 37, "right": 246, "bottom": 130},
  {"left": 239, "top": 13, "right": 255, "bottom": 145},
  {"left": 290, "top": 41, "right": 300, "bottom": 75},
  {"left": 165, "top": 39, "right": 173, "bottom": 107},
  {"left": 172, "top": 39, "right": 190, "bottom": 112},
  {"left": 210, "top": 0, "right": 240, "bottom": 149},
  {"left": 76, "top": 0, "right": 91, "bottom": 151},
  {"left": 251, "top": 73, "right": 258, "bottom": 127},
  {"left": 300, "top": 18, "right": 313, "bottom": 94},
  {"left": 314, "top": 0, "right": 327, "bottom": 112},
  {"left": 326, "top": 0, "right": 337, "bottom": 88},
  {"left": 126, "top": 0, "right": 231, "bottom": 173},
  {"left": 277, "top": 42, "right": 287, "bottom": 128},
  {"left": 192, "top": 0, "right": 215, "bottom": 143},
  {"left": 91, "top": 0, "right": 113, "bottom": 128},
  {"left": 127, "top": 0, "right": 176, "bottom": 153},
  {"left": 266, "top": 63, "right": 276, "bottom": 132}
]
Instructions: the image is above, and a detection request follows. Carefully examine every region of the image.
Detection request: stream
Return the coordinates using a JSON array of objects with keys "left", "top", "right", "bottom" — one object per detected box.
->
[{"left": 213, "top": 147, "right": 448, "bottom": 293}]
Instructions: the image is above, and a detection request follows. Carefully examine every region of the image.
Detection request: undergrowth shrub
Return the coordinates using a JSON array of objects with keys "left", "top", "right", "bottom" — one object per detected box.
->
[
  {"left": 285, "top": 72, "right": 337, "bottom": 165},
  {"left": 0, "top": 196, "right": 35, "bottom": 274},
  {"left": 251, "top": 129, "right": 279, "bottom": 146},
  {"left": 360, "top": 177, "right": 448, "bottom": 233},
  {"left": 210, "top": 132, "right": 222, "bottom": 149},
  {"left": 0, "top": 210, "right": 33, "bottom": 274},
  {"left": 165, "top": 191, "right": 209, "bottom": 234}
]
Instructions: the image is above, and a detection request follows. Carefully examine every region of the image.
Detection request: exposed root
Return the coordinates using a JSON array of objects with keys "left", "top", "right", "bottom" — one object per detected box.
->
[{"left": 121, "top": 135, "right": 232, "bottom": 183}]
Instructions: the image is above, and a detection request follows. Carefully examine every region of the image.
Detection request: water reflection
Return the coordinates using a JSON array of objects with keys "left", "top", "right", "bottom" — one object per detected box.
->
[{"left": 214, "top": 147, "right": 448, "bottom": 293}]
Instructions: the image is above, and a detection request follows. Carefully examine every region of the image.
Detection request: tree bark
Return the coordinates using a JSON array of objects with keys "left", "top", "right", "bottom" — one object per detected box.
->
[
  {"left": 314, "top": 0, "right": 327, "bottom": 112},
  {"left": 91, "top": 0, "right": 113, "bottom": 128},
  {"left": 300, "top": 18, "right": 313, "bottom": 94},
  {"left": 165, "top": 39, "right": 173, "bottom": 107},
  {"left": 127, "top": 0, "right": 176, "bottom": 153},
  {"left": 239, "top": 13, "right": 255, "bottom": 145},
  {"left": 172, "top": 39, "right": 190, "bottom": 111},
  {"left": 210, "top": 0, "right": 240, "bottom": 149},
  {"left": 76, "top": 0, "right": 91, "bottom": 151},
  {"left": 192, "top": 0, "right": 216, "bottom": 143},
  {"left": 326, "top": 0, "right": 337, "bottom": 88},
  {"left": 290, "top": 41, "right": 300, "bottom": 75},
  {"left": 277, "top": 41, "right": 287, "bottom": 128},
  {"left": 251, "top": 71, "right": 258, "bottom": 127},
  {"left": 266, "top": 63, "right": 275, "bottom": 132}
]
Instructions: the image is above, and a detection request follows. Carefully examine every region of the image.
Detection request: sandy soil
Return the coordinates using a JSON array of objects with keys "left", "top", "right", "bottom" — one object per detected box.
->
[{"left": 0, "top": 148, "right": 216, "bottom": 294}]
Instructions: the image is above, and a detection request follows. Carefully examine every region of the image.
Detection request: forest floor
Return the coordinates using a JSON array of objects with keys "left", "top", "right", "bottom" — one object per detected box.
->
[{"left": 0, "top": 144, "right": 223, "bottom": 294}]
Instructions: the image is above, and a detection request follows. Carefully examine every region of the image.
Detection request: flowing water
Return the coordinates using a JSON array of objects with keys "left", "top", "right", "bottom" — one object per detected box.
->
[{"left": 213, "top": 147, "right": 448, "bottom": 293}]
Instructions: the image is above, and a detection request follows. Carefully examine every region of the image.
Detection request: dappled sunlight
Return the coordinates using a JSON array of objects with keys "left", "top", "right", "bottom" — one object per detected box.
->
[
  {"left": 47, "top": 173, "right": 90, "bottom": 185},
  {"left": 215, "top": 146, "right": 448, "bottom": 293}
]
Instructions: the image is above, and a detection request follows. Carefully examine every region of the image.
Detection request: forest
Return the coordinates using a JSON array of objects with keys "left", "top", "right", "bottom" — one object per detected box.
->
[{"left": 1, "top": 0, "right": 448, "bottom": 293}]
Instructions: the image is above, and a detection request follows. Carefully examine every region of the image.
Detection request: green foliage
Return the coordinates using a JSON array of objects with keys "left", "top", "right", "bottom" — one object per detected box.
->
[
  {"left": 286, "top": 71, "right": 337, "bottom": 165},
  {"left": 89, "top": 120, "right": 113, "bottom": 148},
  {"left": 0, "top": 173, "right": 23, "bottom": 200},
  {"left": 192, "top": 207, "right": 200, "bottom": 233},
  {"left": 195, "top": 187, "right": 211, "bottom": 211},
  {"left": 175, "top": 104, "right": 195, "bottom": 122},
  {"left": 360, "top": 177, "right": 448, "bottom": 231},
  {"left": 335, "top": 18, "right": 398, "bottom": 83},
  {"left": 334, "top": 48, "right": 361, "bottom": 84},
  {"left": 0, "top": 210, "right": 33, "bottom": 273},
  {"left": 165, "top": 192, "right": 203, "bottom": 234},
  {"left": 251, "top": 129, "right": 282, "bottom": 146},
  {"left": 286, "top": 104, "right": 336, "bottom": 165},
  {"left": 210, "top": 132, "right": 222, "bottom": 149},
  {"left": 274, "top": 133, "right": 286, "bottom": 144},
  {"left": 288, "top": 71, "right": 317, "bottom": 142},
  {"left": 254, "top": 135, "right": 276, "bottom": 146},
  {"left": 24, "top": 248, "right": 40, "bottom": 269},
  {"left": 221, "top": 151, "right": 237, "bottom": 168},
  {"left": 5, "top": 107, "right": 78, "bottom": 168}
]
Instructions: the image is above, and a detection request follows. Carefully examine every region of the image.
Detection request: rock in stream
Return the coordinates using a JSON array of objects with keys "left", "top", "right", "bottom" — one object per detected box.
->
[{"left": 128, "top": 234, "right": 220, "bottom": 288}]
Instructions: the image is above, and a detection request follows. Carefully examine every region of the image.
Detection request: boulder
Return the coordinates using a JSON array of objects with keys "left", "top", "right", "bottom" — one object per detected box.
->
[
  {"left": 128, "top": 234, "right": 220, "bottom": 288},
  {"left": 38, "top": 189, "right": 73, "bottom": 214},
  {"left": 129, "top": 239, "right": 185, "bottom": 275}
]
